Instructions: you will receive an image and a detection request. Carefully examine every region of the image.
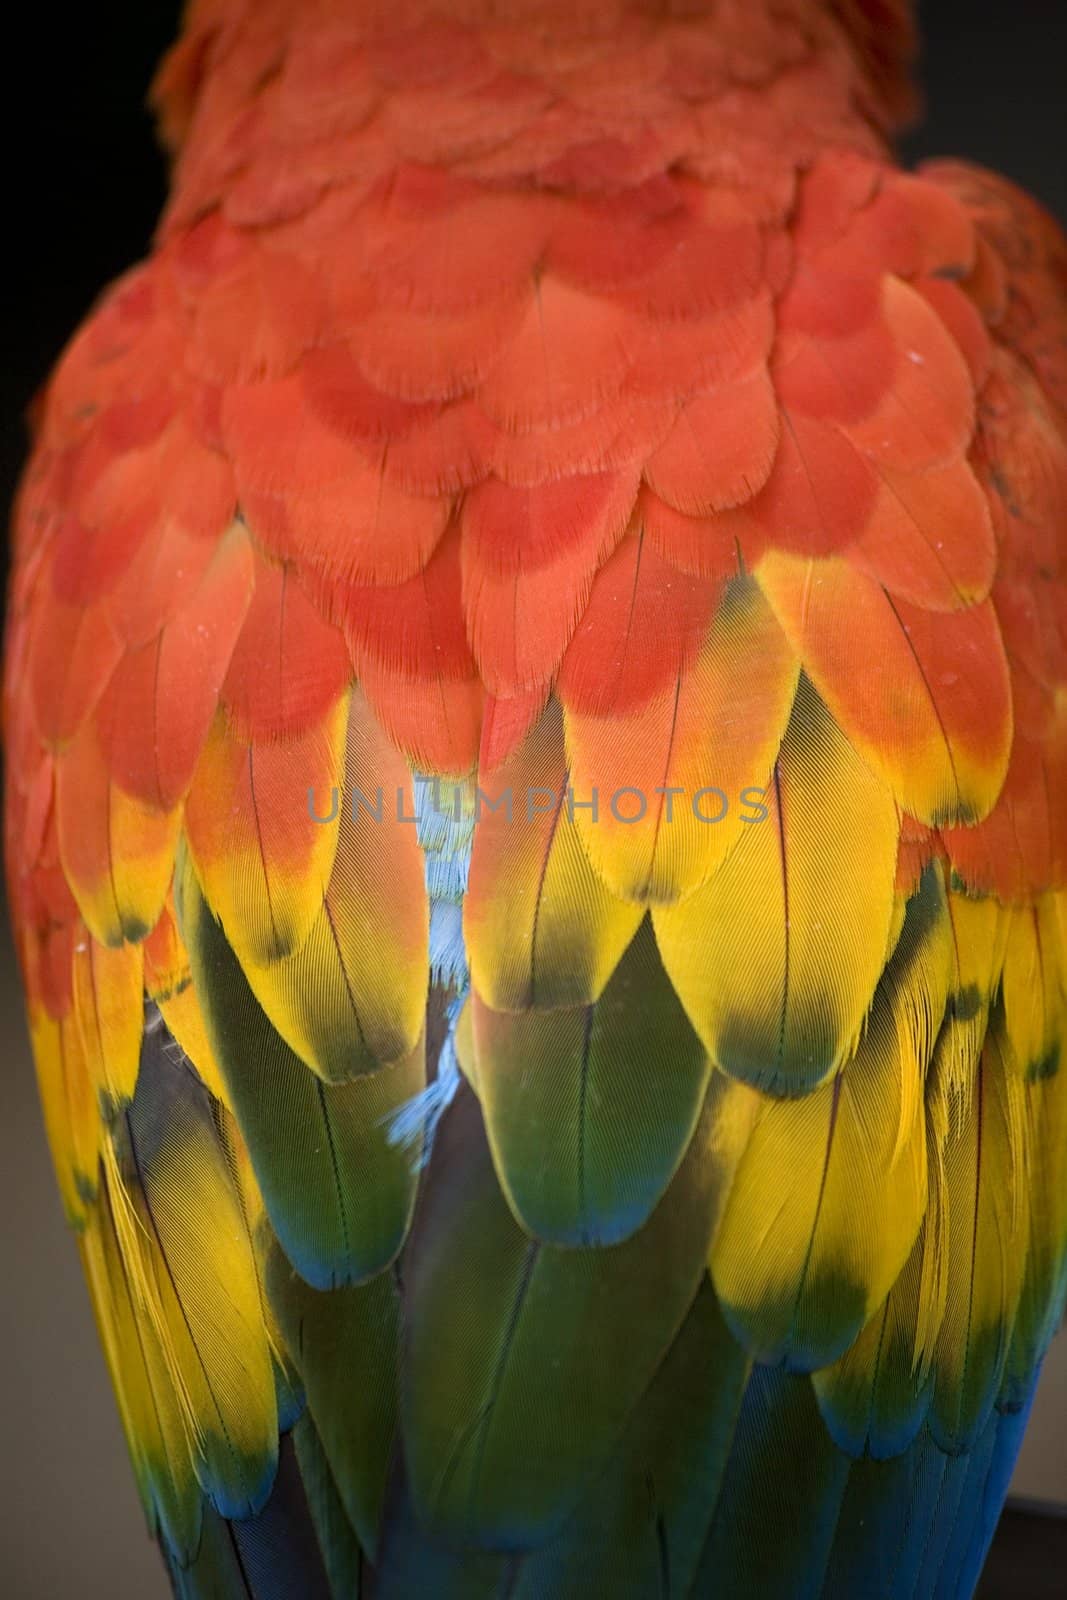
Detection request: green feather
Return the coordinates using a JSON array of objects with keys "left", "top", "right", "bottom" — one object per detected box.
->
[
  {"left": 474, "top": 916, "right": 711, "bottom": 1245},
  {"left": 812, "top": 1228, "right": 933, "bottom": 1459},
  {"left": 178, "top": 845, "right": 422, "bottom": 1290},
  {"left": 373, "top": 1471, "right": 515, "bottom": 1598},
  {"left": 168, "top": 1438, "right": 331, "bottom": 1599},
  {"left": 693, "top": 1366, "right": 850, "bottom": 1600},
  {"left": 266, "top": 1237, "right": 399, "bottom": 1556},
  {"left": 292, "top": 1415, "right": 368, "bottom": 1599},
  {"left": 516, "top": 1278, "right": 749, "bottom": 1598},
  {"left": 400, "top": 1083, "right": 725, "bottom": 1549}
]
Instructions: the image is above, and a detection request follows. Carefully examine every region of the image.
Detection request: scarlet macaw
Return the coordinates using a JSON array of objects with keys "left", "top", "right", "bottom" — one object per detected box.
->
[{"left": 5, "top": 1, "right": 1067, "bottom": 1595}]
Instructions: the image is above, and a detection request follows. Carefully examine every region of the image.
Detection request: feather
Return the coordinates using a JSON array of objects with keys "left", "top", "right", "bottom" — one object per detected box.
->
[
  {"left": 70, "top": 930, "right": 144, "bottom": 1110},
  {"left": 644, "top": 366, "right": 779, "bottom": 515},
  {"left": 812, "top": 1223, "right": 934, "bottom": 1459},
  {"left": 464, "top": 700, "right": 643, "bottom": 1011},
  {"left": 97, "top": 520, "right": 255, "bottom": 809},
  {"left": 227, "top": 365, "right": 452, "bottom": 585},
  {"left": 460, "top": 470, "right": 636, "bottom": 696},
  {"left": 653, "top": 675, "right": 899, "bottom": 1094},
  {"left": 710, "top": 864, "right": 951, "bottom": 1370},
  {"left": 929, "top": 1026, "right": 1029, "bottom": 1451},
  {"left": 691, "top": 1366, "right": 849, "bottom": 1600},
  {"left": 183, "top": 698, "right": 347, "bottom": 968},
  {"left": 400, "top": 1085, "right": 725, "bottom": 1548},
  {"left": 476, "top": 277, "right": 633, "bottom": 432},
  {"left": 747, "top": 410, "right": 881, "bottom": 556},
  {"left": 357, "top": 652, "right": 483, "bottom": 777},
  {"left": 516, "top": 1279, "right": 749, "bottom": 1599},
  {"left": 562, "top": 574, "right": 798, "bottom": 904},
  {"left": 473, "top": 917, "right": 710, "bottom": 1245},
  {"left": 478, "top": 685, "right": 549, "bottom": 773},
  {"left": 942, "top": 727, "right": 1067, "bottom": 899},
  {"left": 556, "top": 530, "right": 720, "bottom": 716},
  {"left": 116, "top": 1014, "right": 279, "bottom": 1518},
  {"left": 238, "top": 689, "right": 429, "bottom": 1084},
  {"left": 371, "top": 1468, "right": 512, "bottom": 1598},
  {"left": 820, "top": 1399, "right": 1034, "bottom": 1600},
  {"left": 55, "top": 710, "right": 182, "bottom": 946},
  {"left": 79, "top": 1184, "right": 203, "bottom": 1562},
  {"left": 914, "top": 277, "right": 992, "bottom": 389},
  {"left": 1002, "top": 1058, "right": 1067, "bottom": 1405},
  {"left": 170, "top": 1437, "right": 332, "bottom": 1600},
  {"left": 355, "top": 165, "right": 547, "bottom": 314},
  {"left": 176, "top": 209, "right": 320, "bottom": 370},
  {"left": 639, "top": 483, "right": 764, "bottom": 581},
  {"left": 339, "top": 523, "right": 484, "bottom": 774},
  {"left": 848, "top": 459, "right": 996, "bottom": 611},
  {"left": 143, "top": 896, "right": 229, "bottom": 1104},
  {"left": 353, "top": 293, "right": 530, "bottom": 406},
  {"left": 221, "top": 553, "right": 352, "bottom": 740},
  {"left": 757, "top": 549, "right": 1012, "bottom": 825},
  {"left": 999, "top": 896, "right": 1066, "bottom": 1078},
  {"left": 292, "top": 1416, "right": 368, "bottom": 1600},
  {"left": 178, "top": 846, "right": 422, "bottom": 1289},
  {"left": 29, "top": 1002, "right": 100, "bottom": 1222},
  {"left": 265, "top": 1240, "right": 398, "bottom": 1557},
  {"left": 607, "top": 192, "right": 766, "bottom": 318},
  {"left": 104, "top": 513, "right": 217, "bottom": 649},
  {"left": 48, "top": 524, "right": 254, "bottom": 940},
  {"left": 835, "top": 276, "right": 975, "bottom": 472},
  {"left": 27, "top": 586, "right": 123, "bottom": 748}
]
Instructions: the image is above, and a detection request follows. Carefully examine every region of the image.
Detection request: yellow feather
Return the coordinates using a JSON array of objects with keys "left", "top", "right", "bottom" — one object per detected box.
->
[
  {"left": 106, "top": 1079, "right": 279, "bottom": 1512},
  {"left": 55, "top": 717, "right": 183, "bottom": 948},
  {"left": 80, "top": 1187, "right": 203, "bottom": 1558},
  {"left": 184, "top": 696, "right": 348, "bottom": 970},
  {"left": 562, "top": 577, "right": 798, "bottom": 904},
  {"left": 929, "top": 1029, "right": 1029, "bottom": 1448},
  {"left": 29, "top": 1007, "right": 99, "bottom": 1224},
  {"left": 71, "top": 934, "right": 144, "bottom": 1109},
  {"left": 654, "top": 675, "right": 899, "bottom": 1093},
  {"left": 1000, "top": 895, "right": 1066, "bottom": 1078},
  {"left": 945, "top": 886, "right": 1008, "bottom": 1005},
  {"left": 466, "top": 701, "right": 642, "bottom": 1010},
  {"left": 143, "top": 902, "right": 230, "bottom": 1103},
  {"left": 241, "top": 690, "right": 430, "bottom": 1082},
  {"left": 156, "top": 983, "right": 229, "bottom": 1104},
  {"left": 709, "top": 869, "right": 945, "bottom": 1368}
]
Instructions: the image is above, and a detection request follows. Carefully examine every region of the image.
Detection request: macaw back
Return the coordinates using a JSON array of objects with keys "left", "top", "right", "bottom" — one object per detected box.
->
[{"left": 5, "top": 1, "right": 1067, "bottom": 1595}]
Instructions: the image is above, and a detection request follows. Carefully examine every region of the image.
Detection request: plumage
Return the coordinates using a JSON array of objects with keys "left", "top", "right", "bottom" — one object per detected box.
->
[
  {"left": 116, "top": 1024, "right": 280, "bottom": 1519},
  {"left": 184, "top": 699, "right": 348, "bottom": 967},
  {"left": 5, "top": 2, "right": 1067, "bottom": 1596},
  {"left": 71, "top": 930, "right": 145, "bottom": 1109},
  {"left": 473, "top": 916, "right": 711, "bottom": 1244},
  {"left": 235, "top": 689, "right": 430, "bottom": 1083},
  {"left": 928, "top": 1026, "right": 1030, "bottom": 1452},
  {"left": 265, "top": 1243, "right": 398, "bottom": 1557},
  {"left": 561, "top": 572, "right": 798, "bottom": 904},
  {"left": 653, "top": 673, "right": 900, "bottom": 1093},
  {"left": 464, "top": 699, "right": 644, "bottom": 1010},
  {"left": 399, "top": 1084, "right": 725, "bottom": 1548},
  {"left": 56, "top": 712, "right": 184, "bottom": 945},
  {"left": 757, "top": 551, "right": 1013, "bottom": 824},
  {"left": 710, "top": 865, "right": 951, "bottom": 1369},
  {"left": 179, "top": 848, "right": 424, "bottom": 1290}
]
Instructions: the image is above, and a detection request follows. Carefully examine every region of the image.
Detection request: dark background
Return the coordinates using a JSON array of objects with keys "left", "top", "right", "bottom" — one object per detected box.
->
[{"left": 1, "top": 2, "right": 1065, "bottom": 1594}]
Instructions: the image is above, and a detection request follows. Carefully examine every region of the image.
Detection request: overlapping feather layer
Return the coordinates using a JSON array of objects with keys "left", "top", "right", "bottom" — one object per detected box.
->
[{"left": 5, "top": 3, "right": 1067, "bottom": 1595}]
